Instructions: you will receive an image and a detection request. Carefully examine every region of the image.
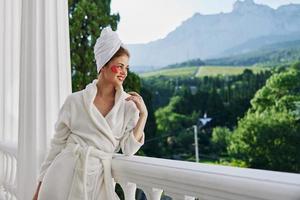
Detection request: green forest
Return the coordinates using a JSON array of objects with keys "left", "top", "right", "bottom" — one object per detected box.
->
[
  {"left": 68, "top": 0, "right": 300, "bottom": 173},
  {"left": 139, "top": 63, "right": 300, "bottom": 173}
]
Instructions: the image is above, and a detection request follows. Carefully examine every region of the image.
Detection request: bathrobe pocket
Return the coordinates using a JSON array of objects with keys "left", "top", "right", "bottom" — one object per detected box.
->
[{"left": 38, "top": 148, "right": 78, "bottom": 200}]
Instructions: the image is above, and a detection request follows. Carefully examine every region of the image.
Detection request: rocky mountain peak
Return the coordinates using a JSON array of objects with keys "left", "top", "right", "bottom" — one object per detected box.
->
[{"left": 233, "top": 0, "right": 273, "bottom": 13}]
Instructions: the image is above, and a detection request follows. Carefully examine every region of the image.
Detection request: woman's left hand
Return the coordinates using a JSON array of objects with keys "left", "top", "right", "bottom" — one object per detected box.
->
[{"left": 126, "top": 92, "right": 148, "bottom": 116}]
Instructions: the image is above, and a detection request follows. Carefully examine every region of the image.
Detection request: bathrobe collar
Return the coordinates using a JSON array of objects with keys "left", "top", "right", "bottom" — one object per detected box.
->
[{"left": 82, "top": 79, "right": 127, "bottom": 147}]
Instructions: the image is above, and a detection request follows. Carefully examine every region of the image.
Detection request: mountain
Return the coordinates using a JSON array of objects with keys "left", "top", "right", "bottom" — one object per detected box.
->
[
  {"left": 219, "top": 32, "right": 300, "bottom": 57},
  {"left": 205, "top": 40, "right": 300, "bottom": 66},
  {"left": 127, "top": 0, "right": 300, "bottom": 72}
]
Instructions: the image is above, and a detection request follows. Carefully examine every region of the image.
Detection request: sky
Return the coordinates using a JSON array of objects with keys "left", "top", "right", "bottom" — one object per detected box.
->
[{"left": 111, "top": 0, "right": 300, "bottom": 44}]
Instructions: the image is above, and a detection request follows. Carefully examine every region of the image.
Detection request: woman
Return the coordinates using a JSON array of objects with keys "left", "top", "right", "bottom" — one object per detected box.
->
[{"left": 33, "top": 27, "right": 147, "bottom": 200}]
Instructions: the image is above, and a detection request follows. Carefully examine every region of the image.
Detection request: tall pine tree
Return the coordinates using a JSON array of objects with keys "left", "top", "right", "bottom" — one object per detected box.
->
[{"left": 69, "top": 0, "right": 120, "bottom": 91}]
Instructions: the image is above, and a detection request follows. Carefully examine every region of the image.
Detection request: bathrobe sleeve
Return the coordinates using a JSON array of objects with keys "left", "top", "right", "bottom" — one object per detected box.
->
[
  {"left": 37, "top": 96, "right": 72, "bottom": 182},
  {"left": 120, "top": 105, "right": 145, "bottom": 156}
]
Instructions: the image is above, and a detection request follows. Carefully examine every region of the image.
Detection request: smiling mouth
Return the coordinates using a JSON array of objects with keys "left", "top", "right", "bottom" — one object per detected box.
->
[{"left": 117, "top": 76, "right": 125, "bottom": 81}]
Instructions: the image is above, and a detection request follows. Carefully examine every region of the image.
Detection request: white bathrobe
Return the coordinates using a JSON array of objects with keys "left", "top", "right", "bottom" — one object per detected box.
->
[{"left": 37, "top": 79, "right": 144, "bottom": 200}]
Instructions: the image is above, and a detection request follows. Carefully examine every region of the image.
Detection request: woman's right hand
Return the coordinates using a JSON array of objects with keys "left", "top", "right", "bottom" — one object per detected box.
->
[{"left": 32, "top": 182, "right": 42, "bottom": 200}]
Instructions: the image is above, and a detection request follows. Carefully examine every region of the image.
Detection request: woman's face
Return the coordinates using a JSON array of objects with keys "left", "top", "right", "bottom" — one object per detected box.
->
[{"left": 100, "top": 55, "right": 129, "bottom": 86}]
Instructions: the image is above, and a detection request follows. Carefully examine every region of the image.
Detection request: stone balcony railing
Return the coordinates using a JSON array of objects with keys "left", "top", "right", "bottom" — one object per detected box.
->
[
  {"left": 112, "top": 154, "right": 300, "bottom": 200},
  {"left": 0, "top": 142, "right": 17, "bottom": 200},
  {"left": 1, "top": 142, "right": 300, "bottom": 200}
]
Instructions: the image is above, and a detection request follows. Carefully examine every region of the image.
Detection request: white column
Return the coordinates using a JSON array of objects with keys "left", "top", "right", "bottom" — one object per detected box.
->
[
  {"left": 0, "top": 0, "right": 5, "bottom": 142},
  {"left": 4, "top": 0, "right": 12, "bottom": 142},
  {"left": 11, "top": 0, "right": 22, "bottom": 143},
  {"left": 17, "top": 0, "right": 71, "bottom": 199},
  {"left": 0, "top": 0, "right": 20, "bottom": 143},
  {"left": 0, "top": 1, "right": 21, "bottom": 197}
]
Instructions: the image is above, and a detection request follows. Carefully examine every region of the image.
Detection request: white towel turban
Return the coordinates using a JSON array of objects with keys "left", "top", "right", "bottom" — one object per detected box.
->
[{"left": 94, "top": 26, "right": 126, "bottom": 73}]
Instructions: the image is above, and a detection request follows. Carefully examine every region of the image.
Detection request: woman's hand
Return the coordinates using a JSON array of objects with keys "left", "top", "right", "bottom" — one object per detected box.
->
[
  {"left": 126, "top": 91, "right": 147, "bottom": 142},
  {"left": 33, "top": 182, "right": 42, "bottom": 200},
  {"left": 126, "top": 92, "right": 148, "bottom": 116}
]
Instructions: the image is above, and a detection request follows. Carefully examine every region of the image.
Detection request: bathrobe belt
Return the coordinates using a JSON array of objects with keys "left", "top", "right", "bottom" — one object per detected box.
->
[{"left": 66, "top": 143, "right": 117, "bottom": 200}]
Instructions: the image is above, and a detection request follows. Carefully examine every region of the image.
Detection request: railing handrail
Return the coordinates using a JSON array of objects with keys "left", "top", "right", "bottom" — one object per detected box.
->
[
  {"left": 112, "top": 154, "right": 300, "bottom": 200},
  {"left": 1, "top": 142, "right": 300, "bottom": 200}
]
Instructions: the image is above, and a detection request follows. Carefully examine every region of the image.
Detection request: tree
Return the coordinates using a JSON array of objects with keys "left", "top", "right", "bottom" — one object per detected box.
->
[
  {"left": 228, "top": 109, "right": 300, "bottom": 172},
  {"left": 228, "top": 62, "right": 300, "bottom": 172},
  {"left": 250, "top": 62, "right": 300, "bottom": 113},
  {"left": 68, "top": 0, "right": 120, "bottom": 92},
  {"left": 123, "top": 71, "right": 141, "bottom": 93},
  {"left": 155, "top": 96, "right": 189, "bottom": 133},
  {"left": 139, "top": 86, "right": 161, "bottom": 157},
  {"left": 211, "top": 127, "right": 231, "bottom": 156}
]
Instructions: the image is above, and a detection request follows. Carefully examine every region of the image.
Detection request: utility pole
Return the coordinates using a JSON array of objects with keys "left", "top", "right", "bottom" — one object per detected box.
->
[
  {"left": 193, "top": 113, "right": 212, "bottom": 162},
  {"left": 193, "top": 125, "right": 199, "bottom": 162}
]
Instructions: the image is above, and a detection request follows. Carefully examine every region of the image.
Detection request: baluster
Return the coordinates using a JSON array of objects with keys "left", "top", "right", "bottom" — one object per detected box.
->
[
  {"left": 7, "top": 154, "right": 12, "bottom": 185},
  {"left": 5, "top": 189, "right": 9, "bottom": 200},
  {"left": 3, "top": 154, "right": 8, "bottom": 185},
  {"left": 144, "top": 187, "right": 163, "bottom": 200},
  {"left": 11, "top": 156, "right": 17, "bottom": 187},
  {"left": 119, "top": 181, "right": 136, "bottom": 200},
  {"left": 184, "top": 195, "right": 196, "bottom": 200},
  {"left": 0, "top": 186, "right": 5, "bottom": 199},
  {"left": 0, "top": 148, "right": 17, "bottom": 199},
  {"left": 0, "top": 152, "right": 3, "bottom": 183}
]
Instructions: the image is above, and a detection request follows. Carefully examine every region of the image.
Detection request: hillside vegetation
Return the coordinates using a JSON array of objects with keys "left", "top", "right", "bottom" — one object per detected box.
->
[
  {"left": 140, "top": 66, "right": 268, "bottom": 78},
  {"left": 196, "top": 66, "right": 267, "bottom": 77},
  {"left": 140, "top": 66, "right": 198, "bottom": 78}
]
